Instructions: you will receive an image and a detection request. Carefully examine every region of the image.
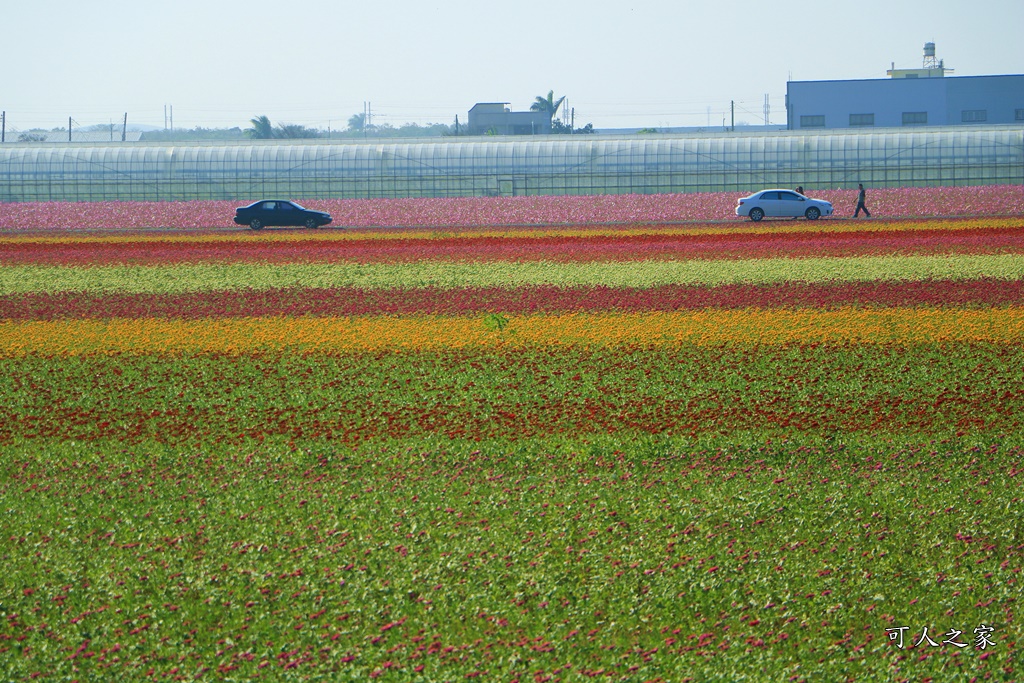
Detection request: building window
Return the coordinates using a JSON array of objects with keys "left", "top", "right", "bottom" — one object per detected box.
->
[
  {"left": 902, "top": 111, "right": 928, "bottom": 126},
  {"left": 962, "top": 110, "right": 987, "bottom": 123},
  {"left": 849, "top": 113, "right": 875, "bottom": 127},
  {"left": 800, "top": 115, "right": 825, "bottom": 128},
  {"left": 1015, "top": 109, "right": 1024, "bottom": 121}
]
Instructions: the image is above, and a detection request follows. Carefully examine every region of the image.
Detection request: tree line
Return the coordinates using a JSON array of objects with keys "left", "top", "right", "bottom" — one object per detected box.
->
[
  {"left": 74, "top": 91, "right": 595, "bottom": 142},
  {"left": 236, "top": 90, "right": 593, "bottom": 140}
]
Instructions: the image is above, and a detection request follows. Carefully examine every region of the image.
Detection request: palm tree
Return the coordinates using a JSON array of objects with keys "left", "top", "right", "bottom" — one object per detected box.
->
[
  {"left": 530, "top": 90, "right": 566, "bottom": 116},
  {"left": 245, "top": 115, "right": 274, "bottom": 139},
  {"left": 347, "top": 113, "right": 366, "bottom": 132}
]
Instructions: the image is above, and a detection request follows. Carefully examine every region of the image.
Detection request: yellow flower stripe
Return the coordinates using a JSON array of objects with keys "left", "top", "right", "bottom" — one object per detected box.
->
[
  {"left": 3, "top": 307, "right": 1022, "bottom": 356},
  {"left": 1, "top": 217, "right": 1018, "bottom": 246},
  {"left": 3, "top": 253, "right": 1023, "bottom": 295}
]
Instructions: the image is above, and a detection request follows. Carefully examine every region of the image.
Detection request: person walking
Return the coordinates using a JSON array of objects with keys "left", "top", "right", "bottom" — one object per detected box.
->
[{"left": 854, "top": 183, "right": 871, "bottom": 218}]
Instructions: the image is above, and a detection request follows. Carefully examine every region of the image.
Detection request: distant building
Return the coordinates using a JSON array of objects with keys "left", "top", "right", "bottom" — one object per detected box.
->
[
  {"left": 467, "top": 103, "right": 552, "bottom": 135},
  {"left": 886, "top": 41, "right": 953, "bottom": 79},
  {"left": 786, "top": 43, "right": 1024, "bottom": 130}
]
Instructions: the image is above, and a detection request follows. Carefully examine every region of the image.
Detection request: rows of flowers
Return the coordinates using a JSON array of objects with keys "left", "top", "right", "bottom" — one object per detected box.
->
[
  {"left": 1, "top": 218, "right": 1022, "bottom": 266},
  {"left": 4, "top": 278, "right": 1023, "bottom": 321},
  {"left": 0, "top": 184, "right": 1022, "bottom": 231},
  {"left": 2, "top": 342, "right": 1022, "bottom": 444},
  {"left": 3, "top": 308, "right": 1024, "bottom": 357},
  {"left": 3, "top": 253, "right": 1022, "bottom": 296},
  {"left": 1, "top": 203, "right": 1022, "bottom": 680}
]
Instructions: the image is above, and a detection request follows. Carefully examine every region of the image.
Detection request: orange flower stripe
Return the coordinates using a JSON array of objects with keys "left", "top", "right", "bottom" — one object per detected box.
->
[
  {"left": 4, "top": 307, "right": 1023, "bottom": 355},
  {"left": 2, "top": 216, "right": 1019, "bottom": 247}
]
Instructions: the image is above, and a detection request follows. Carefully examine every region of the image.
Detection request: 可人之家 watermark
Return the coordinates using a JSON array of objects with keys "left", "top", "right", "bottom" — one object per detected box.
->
[{"left": 885, "top": 624, "right": 995, "bottom": 650}]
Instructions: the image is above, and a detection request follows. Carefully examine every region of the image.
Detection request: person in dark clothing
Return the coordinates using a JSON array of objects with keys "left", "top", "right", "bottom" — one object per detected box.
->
[
  {"left": 795, "top": 186, "right": 804, "bottom": 195},
  {"left": 854, "top": 183, "right": 871, "bottom": 218}
]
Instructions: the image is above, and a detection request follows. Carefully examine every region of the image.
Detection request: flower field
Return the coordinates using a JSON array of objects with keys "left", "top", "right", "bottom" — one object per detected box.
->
[
  {"left": 1, "top": 193, "right": 1023, "bottom": 681},
  {"left": 1, "top": 184, "right": 1023, "bottom": 231}
]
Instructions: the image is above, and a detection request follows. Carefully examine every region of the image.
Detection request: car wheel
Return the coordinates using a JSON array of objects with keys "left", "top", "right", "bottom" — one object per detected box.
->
[
  {"left": 749, "top": 207, "right": 764, "bottom": 222},
  {"left": 805, "top": 207, "right": 821, "bottom": 220},
  {"left": 305, "top": 218, "right": 318, "bottom": 229},
  {"left": 249, "top": 219, "right": 263, "bottom": 231}
]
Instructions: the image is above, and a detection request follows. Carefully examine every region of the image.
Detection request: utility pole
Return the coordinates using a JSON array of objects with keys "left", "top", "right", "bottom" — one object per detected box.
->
[
  {"left": 362, "top": 101, "right": 372, "bottom": 137},
  {"left": 731, "top": 101, "right": 734, "bottom": 131},
  {"left": 1, "top": 111, "right": 5, "bottom": 143},
  {"left": 122, "top": 113, "right": 127, "bottom": 142},
  {"left": 763, "top": 94, "right": 770, "bottom": 126},
  {"left": 68, "top": 116, "right": 72, "bottom": 142}
]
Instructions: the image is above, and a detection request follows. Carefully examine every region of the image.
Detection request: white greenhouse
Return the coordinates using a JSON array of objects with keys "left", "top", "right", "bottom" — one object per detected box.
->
[{"left": 0, "top": 125, "right": 1021, "bottom": 202}]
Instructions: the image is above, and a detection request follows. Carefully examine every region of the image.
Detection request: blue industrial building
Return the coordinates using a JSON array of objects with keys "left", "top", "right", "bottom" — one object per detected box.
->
[
  {"left": 787, "top": 44, "right": 1024, "bottom": 131},
  {"left": 787, "top": 73, "right": 1024, "bottom": 130}
]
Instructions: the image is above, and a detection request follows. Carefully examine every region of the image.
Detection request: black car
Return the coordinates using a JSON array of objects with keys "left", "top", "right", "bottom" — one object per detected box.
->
[{"left": 233, "top": 200, "right": 332, "bottom": 230}]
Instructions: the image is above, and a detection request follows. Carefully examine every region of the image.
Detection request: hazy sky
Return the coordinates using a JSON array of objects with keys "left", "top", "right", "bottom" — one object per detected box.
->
[{"left": 3, "top": 0, "right": 1022, "bottom": 132}]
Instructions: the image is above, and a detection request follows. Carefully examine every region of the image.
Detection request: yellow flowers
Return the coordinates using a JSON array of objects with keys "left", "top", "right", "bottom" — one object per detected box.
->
[
  {"left": 4, "top": 254, "right": 1024, "bottom": 295},
  {"left": 4, "top": 307, "right": 1023, "bottom": 356}
]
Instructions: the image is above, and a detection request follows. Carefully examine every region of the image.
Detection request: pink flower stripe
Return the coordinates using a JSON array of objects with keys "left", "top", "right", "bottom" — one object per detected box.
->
[
  {"left": 0, "top": 185, "right": 1021, "bottom": 232},
  {"left": 3, "top": 223, "right": 1023, "bottom": 266},
  {"left": 5, "top": 278, "right": 1022, "bottom": 322}
]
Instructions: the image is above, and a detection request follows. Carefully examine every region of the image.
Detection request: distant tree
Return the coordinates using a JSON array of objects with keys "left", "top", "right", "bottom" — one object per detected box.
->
[
  {"left": 140, "top": 127, "right": 245, "bottom": 142},
  {"left": 347, "top": 113, "right": 368, "bottom": 133},
  {"left": 551, "top": 120, "right": 595, "bottom": 135},
  {"left": 275, "top": 123, "right": 320, "bottom": 139},
  {"left": 530, "top": 90, "right": 566, "bottom": 117},
  {"left": 339, "top": 113, "right": 456, "bottom": 139},
  {"left": 397, "top": 122, "right": 451, "bottom": 137},
  {"left": 18, "top": 132, "right": 46, "bottom": 142},
  {"left": 245, "top": 115, "right": 274, "bottom": 139}
]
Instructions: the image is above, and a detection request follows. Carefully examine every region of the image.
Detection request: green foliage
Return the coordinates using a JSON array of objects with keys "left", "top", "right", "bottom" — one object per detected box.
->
[
  {"left": 1, "top": 433, "right": 1019, "bottom": 680},
  {"left": 482, "top": 312, "right": 510, "bottom": 332},
  {"left": 551, "top": 120, "right": 595, "bottom": 135},
  {"left": 347, "top": 112, "right": 367, "bottom": 132},
  {"left": 531, "top": 89, "right": 566, "bottom": 116},
  {"left": 275, "top": 123, "right": 320, "bottom": 139},
  {"left": 243, "top": 115, "right": 321, "bottom": 140},
  {"left": 140, "top": 127, "right": 245, "bottom": 142},
  {"left": 245, "top": 114, "right": 274, "bottom": 139},
  {"left": 2, "top": 343, "right": 1022, "bottom": 445},
  {"left": 341, "top": 112, "right": 456, "bottom": 139}
]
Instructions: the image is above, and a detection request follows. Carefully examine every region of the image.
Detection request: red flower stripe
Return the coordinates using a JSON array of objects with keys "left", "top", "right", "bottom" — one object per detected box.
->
[
  {"left": 1, "top": 185, "right": 1022, "bottom": 231},
  {"left": 3, "top": 225, "right": 1023, "bottom": 266},
  {"left": 4, "top": 278, "right": 1022, "bottom": 322},
  {"left": 2, "top": 344, "right": 1022, "bottom": 444}
]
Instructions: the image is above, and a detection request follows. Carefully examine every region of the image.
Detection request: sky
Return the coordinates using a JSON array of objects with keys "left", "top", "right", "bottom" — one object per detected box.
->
[{"left": 3, "top": 0, "right": 1023, "bottom": 133}]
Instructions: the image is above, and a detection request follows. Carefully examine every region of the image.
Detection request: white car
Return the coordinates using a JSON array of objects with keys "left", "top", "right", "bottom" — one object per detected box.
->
[{"left": 735, "top": 189, "right": 833, "bottom": 222}]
